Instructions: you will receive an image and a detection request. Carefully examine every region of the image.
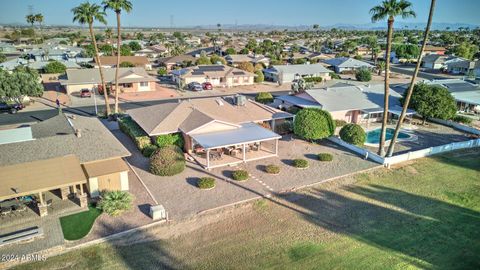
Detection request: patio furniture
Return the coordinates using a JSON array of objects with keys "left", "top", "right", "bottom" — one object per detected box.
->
[{"left": 1, "top": 207, "right": 12, "bottom": 216}]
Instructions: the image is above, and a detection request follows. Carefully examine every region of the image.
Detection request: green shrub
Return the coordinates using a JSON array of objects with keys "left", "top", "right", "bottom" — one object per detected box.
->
[
  {"left": 197, "top": 177, "right": 215, "bottom": 189},
  {"left": 232, "top": 170, "right": 249, "bottom": 181},
  {"left": 355, "top": 68, "right": 372, "bottom": 82},
  {"left": 43, "top": 60, "right": 67, "bottom": 74},
  {"left": 293, "top": 108, "right": 335, "bottom": 141},
  {"left": 254, "top": 70, "right": 265, "bottom": 83},
  {"left": 255, "top": 92, "right": 274, "bottom": 104},
  {"left": 339, "top": 123, "right": 366, "bottom": 146},
  {"left": 265, "top": 164, "right": 280, "bottom": 174},
  {"left": 334, "top": 119, "right": 347, "bottom": 127},
  {"left": 155, "top": 133, "right": 184, "bottom": 149},
  {"left": 304, "top": 77, "right": 323, "bottom": 83},
  {"left": 452, "top": 115, "right": 473, "bottom": 125},
  {"left": 157, "top": 67, "right": 167, "bottom": 76},
  {"left": 287, "top": 106, "right": 301, "bottom": 114},
  {"left": 329, "top": 72, "right": 341, "bottom": 79},
  {"left": 142, "top": 144, "right": 158, "bottom": 157},
  {"left": 149, "top": 145, "right": 185, "bottom": 176},
  {"left": 97, "top": 191, "right": 133, "bottom": 217},
  {"left": 293, "top": 159, "right": 309, "bottom": 168},
  {"left": 118, "top": 117, "right": 152, "bottom": 151},
  {"left": 318, "top": 153, "right": 333, "bottom": 161}
]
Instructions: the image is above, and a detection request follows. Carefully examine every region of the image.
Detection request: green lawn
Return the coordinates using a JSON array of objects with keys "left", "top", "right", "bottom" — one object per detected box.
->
[
  {"left": 59, "top": 204, "right": 102, "bottom": 241},
  {"left": 14, "top": 149, "right": 480, "bottom": 269}
]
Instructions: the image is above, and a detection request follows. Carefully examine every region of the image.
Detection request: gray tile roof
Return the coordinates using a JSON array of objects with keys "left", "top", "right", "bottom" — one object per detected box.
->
[
  {"left": 271, "top": 64, "right": 331, "bottom": 75},
  {"left": 323, "top": 57, "right": 374, "bottom": 69},
  {"left": 60, "top": 67, "right": 158, "bottom": 85}
]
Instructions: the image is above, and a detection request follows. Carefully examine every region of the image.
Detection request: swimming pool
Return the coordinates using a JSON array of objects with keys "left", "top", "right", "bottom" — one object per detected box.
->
[{"left": 366, "top": 128, "right": 411, "bottom": 144}]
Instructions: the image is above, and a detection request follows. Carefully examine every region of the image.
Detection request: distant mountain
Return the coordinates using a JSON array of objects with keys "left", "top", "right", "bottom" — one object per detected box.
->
[{"left": 325, "top": 22, "right": 479, "bottom": 30}]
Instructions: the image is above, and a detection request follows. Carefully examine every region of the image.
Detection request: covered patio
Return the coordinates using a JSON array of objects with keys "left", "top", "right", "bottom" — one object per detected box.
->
[
  {"left": 190, "top": 123, "right": 281, "bottom": 169},
  {"left": 361, "top": 106, "right": 416, "bottom": 128}
]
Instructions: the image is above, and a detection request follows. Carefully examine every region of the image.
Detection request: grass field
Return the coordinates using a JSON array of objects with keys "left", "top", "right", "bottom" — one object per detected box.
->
[
  {"left": 14, "top": 149, "right": 480, "bottom": 270},
  {"left": 59, "top": 205, "right": 102, "bottom": 241}
]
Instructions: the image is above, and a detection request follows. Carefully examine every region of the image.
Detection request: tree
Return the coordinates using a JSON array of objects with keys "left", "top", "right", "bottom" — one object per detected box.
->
[
  {"left": 72, "top": 2, "right": 111, "bottom": 115},
  {"left": 450, "top": 42, "right": 479, "bottom": 60},
  {"left": 340, "top": 124, "right": 366, "bottom": 146},
  {"left": 387, "top": 0, "right": 436, "bottom": 157},
  {"left": 119, "top": 61, "right": 135, "bottom": 67},
  {"left": 355, "top": 68, "right": 372, "bottom": 82},
  {"left": 128, "top": 40, "right": 141, "bottom": 51},
  {"left": 196, "top": 56, "right": 211, "bottom": 65},
  {"left": 255, "top": 92, "right": 273, "bottom": 104},
  {"left": 25, "top": 14, "right": 36, "bottom": 41},
  {"left": 97, "top": 190, "right": 133, "bottom": 217},
  {"left": 34, "top": 13, "right": 44, "bottom": 42},
  {"left": 370, "top": 0, "right": 416, "bottom": 156},
  {"left": 44, "top": 60, "right": 67, "bottom": 74},
  {"left": 237, "top": 61, "right": 255, "bottom": 73},
  {"left": 120, "top": 44, "right": 132, "bottom": 56},
  {"left": 157, "top": 67, "right": 167, "bottom": 76},
  {"left": 254, "top": 70, "right": 264, "bottom": 83},
  {"left": 210, "top": 55, "right": 226, "bottom": 65},
  {"left": 0, "top": 68, "right": 43, "bottom": 100},
  {"left": 404, "top": 83, "right": 456, "bottom": 124},
  {"left": 376, "top": 61, "right": 386, "bottom": 75},
  {"left": 225, "top": 48, "right": 235, "bottom": 55},
  {"left": 103, "top": 0, "right": 133, "bottom": 114},
  {"left": 0, "top": 53, "right": 6, "bottom": 63},
  {"left": 293, "top": 108, "right": 335, "bottom": 141}
]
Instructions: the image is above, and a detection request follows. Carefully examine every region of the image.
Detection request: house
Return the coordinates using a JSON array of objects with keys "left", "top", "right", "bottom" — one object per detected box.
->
[
  {"left": 426, "top": 79, "right": 480, "bottom": 113},
  {"left": 475, "top": 61, "right": 480, "bottom": 78},
  {"left": 421, "top": 54, "right": 448, "bottom": 70},
  {"left": 157, "top": 54, "right": 197, "bottom": 70},
  {"left": 171, "top": 65, "right": 255, "bottom": 88},
  {"left": 127, "top": 96, "right": 293, "bottom": 169},
  {"left": 275, "top": 83, "right": 414, "bottom": 124},
  {"left": 445, "top": 58, "right": 476, "bottom": 75},
  {"left": 422, "top": 45, "right": 447, "bottom": 55},
  {"left": 0, "top": 113, "right": 131, "bottom": 216},
  {"left": 225, "top": 54, "right": 270, "bottom": 67},
  {"left": 60, "top": 67, "right": 159, "bottom": 95},
  {"left": 323, "top": 57, "right": 374, "bottom": 73},
  {"left": 134, "top": 45, "right": 168, "bottom": 58},
  {"left": 263, "top": 64, "right": 332, "bottom": 84},
  {"left": 95, "top": 56, "right": 152, "bottom": 70}
]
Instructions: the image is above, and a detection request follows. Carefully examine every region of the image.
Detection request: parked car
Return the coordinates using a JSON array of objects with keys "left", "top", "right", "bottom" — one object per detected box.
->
[
  {"left": 0, "top": 102, "right": 24, "bottom": 114},
  {"left": 80, "top": 89, "right": 92, "bottom": 98},
  {"left": 188, "top": 82, "right": 203, "bottom": 91},
  {"left": 202, "top": 82, "right": 213, "bottom": 90}
]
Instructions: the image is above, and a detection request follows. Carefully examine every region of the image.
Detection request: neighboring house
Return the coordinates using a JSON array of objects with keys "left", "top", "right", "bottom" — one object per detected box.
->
[
  {"left": 127, "top": 96, "right": 293, "bottom": 169},
  {"left": 134, "top": 45, "right": 168, "bottom": 58},
  {"left": 0, "top": 42, "right": 17, "bottom": 53},
  {"left": 0, "top": 113, "right": 131, "bottom": 216},
  {"left": 28, "top": 60, "right": 81, "bottom": 70},
  {"left": 60, "top": 67, "right": 159, "bottom": 95},
  {"left": 445, "top": 58, "right": 476, "bottom": 75},
  {"left": 263, "top": 64, "right": 332, "bottom": 84},
  {"left": 475, "top": 61, "right": 480, "bottom": 78},
  {"left": 157, "top": 54, "right": 197, "bottom": 70},
  {"left": 225, "top": 54, "right": 270, "bottom": 67},
  {"left": 171, "top": 65, "right": 255, "bottom": 88},
  {"left": 186, "top": 47, "right": 216, "bottom": 57},
  {"left": 323, "top": 57, "right": 374, "bottom": 73},
  {"left": 425, "top": 79, "right": 480, "bottom": 113},
  {"left": 421, "top": 54, "right": 448, "bottom": 70},
  {"left": 356, "top": 46, "right": 370, "bottom": 56},
  {"left": 95, "top": 56, "right": 152, "bottom": 70},
  {"left": 422, "top": 45, "right": 447, "bottom": 55},
  {"left": 0, "top": 57, "right": 28, "bottom": 71},
  {"left": 275, "top": 83, "right": 413, "bottom": 124}
]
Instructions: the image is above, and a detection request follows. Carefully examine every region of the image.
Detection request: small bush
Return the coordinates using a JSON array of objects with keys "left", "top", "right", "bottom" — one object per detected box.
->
[
  {"left": 255, "top": 92, "right": 274, "bottom": 104},
  {"left": 452, "top": 115, "right": 473, "bottom": 125},
  {"left": 355, "top": 68, "right": 372, "bottom": 82},
  {"left": 329, "top": 72, "right": 341, "bottom": 79},
  {"left": 155, "top": 133, "right": 184, "bottom": 149},
  {"left": 142, "top": 144, "right": 158, "bottom": 157},
  {"left": 339, "top": 124, "right": 366, "bottom": 146},
  {"left": 118, "top": 117, "right": 151, "bottom": 151},
  {"left": 232, "top": 170, "right": 249, "bottom": 181},
  {"left": 334, "top": 119, "right": 347, "bottom": 127},
  {"left": 150, "top": 145, "right": 185, "bottom": 176},
  {"left": 293, "top": 159, "right": 309, "bottom": 168},
  {"left": 97, "top": 191, "right": 133, "bottom": 217},
  {"left": 254, "top": 70, "right": 265, "bottom": 83},
  {"left": 197, "top": 177, "right": 215, "bottom": 189},
  {"left": 304, "top": 77, "right": 323, "bottom": 83},
  {"left": 318, "top": 153, "right": 333, "bottom": 161},
  {"left": 265, "top": 164, "right": 280, "bottom": 174}
]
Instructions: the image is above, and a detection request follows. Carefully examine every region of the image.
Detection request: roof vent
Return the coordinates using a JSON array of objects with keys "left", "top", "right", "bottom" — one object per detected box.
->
[
  {"left": 235, "top": 95, "right": 247, "bottom": 106},
  {"left": 75, "top": 129, "right": 81, "bottom": 138}
]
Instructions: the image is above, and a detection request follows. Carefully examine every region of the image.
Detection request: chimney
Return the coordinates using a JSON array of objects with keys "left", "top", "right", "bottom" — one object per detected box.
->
[{"left": 75, "top": 129, "right": 81, "bottom": 138}]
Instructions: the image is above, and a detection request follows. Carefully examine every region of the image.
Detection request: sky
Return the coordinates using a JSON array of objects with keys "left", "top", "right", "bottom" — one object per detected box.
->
[{"left": 0, "top": 0, "right": 479, "bottom": 28}]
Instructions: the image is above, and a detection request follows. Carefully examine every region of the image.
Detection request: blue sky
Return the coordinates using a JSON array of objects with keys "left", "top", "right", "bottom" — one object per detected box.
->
[{"left": 0, "top": 0, "right": 479, "bottom": 27}]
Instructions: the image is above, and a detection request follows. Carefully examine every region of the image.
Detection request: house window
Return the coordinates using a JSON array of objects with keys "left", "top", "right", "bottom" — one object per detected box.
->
[
  {"left": 122, "top": 83, "right": 133, "bottom": 88},
  {"left": 243, "top": 76, "right": 249, "bottom": 82},
  {"left": 140, "top": 82, "right": 149, "bottom": 87},
  {"left": 233, "top": 77, "right": 239, "bottom": 83}
]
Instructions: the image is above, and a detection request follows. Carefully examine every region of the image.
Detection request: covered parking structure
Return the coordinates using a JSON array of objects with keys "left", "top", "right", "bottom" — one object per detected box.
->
[{"left": 190, "top": 123, "right": 281, "bottom": 169}]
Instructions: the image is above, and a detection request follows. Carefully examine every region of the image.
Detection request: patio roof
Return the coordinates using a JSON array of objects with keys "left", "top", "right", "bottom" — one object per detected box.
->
[
  {"left": 191, "top": 123, "right": 281, "bottom": 149},
  {"left": 388, "top": 106, "right": 416, "bottom": 116},
  {"left": 0, "top": 155, "right": 87, "bottom": 201}
]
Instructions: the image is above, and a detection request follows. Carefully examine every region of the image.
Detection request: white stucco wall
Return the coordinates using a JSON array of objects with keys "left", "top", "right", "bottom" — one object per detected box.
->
[
  {"left": 120, "top": 171, "right": 129, "bottom": 191},
  {"left": 88, "top": 177, "right": 100, "bottom": 198}
]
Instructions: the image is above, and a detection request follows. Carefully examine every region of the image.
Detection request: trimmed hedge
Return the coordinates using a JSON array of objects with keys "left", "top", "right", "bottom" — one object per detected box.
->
[
  {"left": 318, "top": 153, "right": 333, "bottom": 161},
  {"left": 304, "top": 77, "right": 323, "bottom": 83},
  {"left": 155, "top": 133, "right": 184, "bottom": 149},
  {"left": 293, "top": 108, "right": 335, "bottom": 141},
  {"left": 339, "top": 124, "right": 366, "bottom": 146},
  {"left": 142, "top": 144, "right": 158, "bottom": 157},
  {"left": 255, "top": 92, "right": 274, "bottom": 104},
  {"left": 118, "top": 117, "right": 151, "bottom": 152},
  {"left": 329, "top": 72, "right": 341, "bottom": 79},
  {"left": 232, "top": 170, "right": 249, "bottom": 181},
  {"left": 452, "top": 115, "right": 473, "bottom": 125},
  {"left": 265, "top": 164, "right": 280, "bottom": 174},
  {"left": 334, "top": 119, "right": 347, "bottom": 127},
  {"left": 149, "top": 145, "right": 185, "bottom": 176},
  {"left": 293, "top": 159, "right": 309, "bottom": 168},
  {"left": 197, "top": 177, "right": 215, "bottom": 189}
]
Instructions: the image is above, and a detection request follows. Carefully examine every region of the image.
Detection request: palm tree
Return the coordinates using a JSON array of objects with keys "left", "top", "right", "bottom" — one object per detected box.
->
[
  {"left": 105, "top": 28, "right": 113, "bottom": 47},
  {"left": 386, "top": 0, "right": 436, "bottom": 157},
  {"left": 72, "top": 2, "right": 111, "bottom": 115},
  {"left": 102, "top": 0, "right": 133, "bottom": 114},
  {"left": 26, "top": 14, "right": 35, "bottom": 27},
  {"left": 34, "top": 13, "right": 44, "bottom": 42},
  {"left": 376, "top": 61, "right": 386, "bottom": 75},
  {"left": 370, "top": 0, "right": 416, "bottom": 156}
]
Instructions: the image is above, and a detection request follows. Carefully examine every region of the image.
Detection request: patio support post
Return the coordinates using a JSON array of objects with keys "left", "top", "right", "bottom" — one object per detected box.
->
[
  {"left": 76, "top": 184, "right": 87, "bottom": 208},
  {"left": 242, "top": 143, "right": 246, "bottom": 162},
  {"left": 367, "top": 112, "right": 371, "bottom": 129},
  {"left": 275, "top": 139, "right": 278, "bottom": 155},
  {"left": 37, "top": 192, "right": 48, "bottom": 217},
  {"left": 60, "top": 186, "right": 70, "bottom": 200},
  {"left": 206, "top": 149, "right": 210, "bottom": 169},
  {"left": 72, "top": 185, "right": 77, "bottom": 195}
]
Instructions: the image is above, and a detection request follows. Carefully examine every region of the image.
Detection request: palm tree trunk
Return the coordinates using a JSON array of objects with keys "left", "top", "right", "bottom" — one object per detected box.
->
[
  {"left": 114, "top": 11, "right": 121, "bottom": 114},
  {"left": 378, "top": 18, "right": 394, "bottom": 156},
  {"left": 89, "top": 23, "right": 111, "bottom": 115},
  {"left": 387, "top": 0, "right": 436, "bottom": 157}
]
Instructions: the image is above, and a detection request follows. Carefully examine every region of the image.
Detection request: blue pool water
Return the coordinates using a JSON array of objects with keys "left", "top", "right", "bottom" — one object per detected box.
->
[{"left": 366, "top": 128, "right": 410, "bottom": 144}]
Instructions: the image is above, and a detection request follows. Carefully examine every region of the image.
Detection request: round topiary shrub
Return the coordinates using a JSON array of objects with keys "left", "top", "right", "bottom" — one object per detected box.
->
[
  {"left": 197, "top": 177, "right": 215, "bottom": 189},
  {"left": 255, "top": 92, "right": 274, "bottom": 104},
  {"left": 339, "top": 124, "right": 366, "bottom": 146},
  {"left": 149, "top": 145, "right": 185, "bottom": 176},
  {"left": 232, "top": 170, "right": 249, "bottom": 181},
  {"left": 265, "top": 164, "right": 280, "bottom": 174},
  {"left": 318, "top": 153, "right": 333, "bottom": 161},
  {"left": 293, "top": 108, "right": 335, "bottom": 141},
  {"left": 142, "top": 144, "right": 158, "bottom": 157},
  {"left": 293, "top": 159, "right": 309, "bottom": 169},
  {"left": 355, "top": 68, "right": 372, "bottom": 82}
]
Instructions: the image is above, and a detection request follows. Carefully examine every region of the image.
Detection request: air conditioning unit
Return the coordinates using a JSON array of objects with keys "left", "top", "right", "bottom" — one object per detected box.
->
[{"left": 235, "top": 95, "right": 247, "bottom": 106}]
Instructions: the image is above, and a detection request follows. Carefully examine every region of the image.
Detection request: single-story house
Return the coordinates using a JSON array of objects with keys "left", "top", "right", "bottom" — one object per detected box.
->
[
  {"left": 445, "top": 58, "right": 476, "bottom": 75},
  {"left": 59, "top": 67, "right": 159, "bottom": 95},
  {"left": 263, "top": 64, "right": 332, "bottom": 84},
  {"left": 0, "top": 114, "right": 131, "bottom": 216},
  {"left": 225, "top": 54, "right": 270, "bottom": 67},
  {"left": 422, "top": 45, "right": 447, "bottom": 55},
  {"left": 421, "top": 54, "right": 448, "bottom": 70},
  {"left": 171, "top": 65, "right": 255, "bottom": 88},
  {"left": 95, "top": 56, "right": 152, "bottom": 70},
  {"left": 157, "top": 54, "right": 197, "bottom": 70},
  {"left": 426, "top": 79, "right": 480, "bottom": 113},
  {"left": 323, "top": 57, "right": 374, "bottom": 73},
  {"left": 127, "top": 96, "right": 293, "bottom": 169}
]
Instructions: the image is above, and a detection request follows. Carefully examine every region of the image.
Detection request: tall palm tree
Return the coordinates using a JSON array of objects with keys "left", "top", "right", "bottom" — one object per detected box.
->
[
  {"left": 26, "top": 14, "right": 36, "bottom": 41},
  {"left": 72, "top": 2, "right": 111, "bottom": 115},
  {"left": 102, "top": 0, "right": 133, "bottom": 115},
  {"left": 370, "top": 0, "right": 416, "bottom": 156},
  {"left": 105, "top": 28, "right": 113, "bottom": 46},
  {"left": 34, "top": 13, "right": 44, "bottom": 42},
  {"left": 386, "top": 0, "right": 436, "bottom": 157}
]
